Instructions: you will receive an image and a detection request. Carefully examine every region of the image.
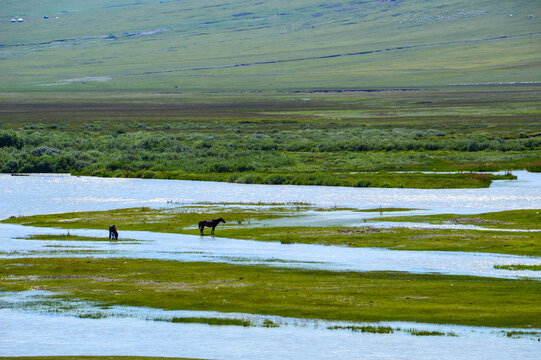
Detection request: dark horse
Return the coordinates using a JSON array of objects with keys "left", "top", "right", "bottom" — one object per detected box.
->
[
  {"left": 109, "top": 224, "right": 119, "bottom": 240},
  {"left": 199, "top": 217, "right": 225, "bottom": 236}
]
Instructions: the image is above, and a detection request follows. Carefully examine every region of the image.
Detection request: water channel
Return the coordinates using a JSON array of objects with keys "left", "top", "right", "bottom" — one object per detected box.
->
[
  {"left": 1, "top": 173, "right": 540, "bottom": 359},
  {"left": 1, "top": 171, "right": 540, "bottom": 219}
]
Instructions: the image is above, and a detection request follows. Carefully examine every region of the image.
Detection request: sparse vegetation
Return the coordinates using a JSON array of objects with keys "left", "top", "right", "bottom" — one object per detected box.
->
[
  {"left": 327, "top": 325, "right": 395, "bottom": 334},
  {"left": 494, "top": 265, "right": 541, "bottom": 271},
  {"left": 20, "top": 234, "right": 138, "bottom": 242},
  {"left": 406, "top": 329, "right": 446, "bottom": 336},
  {"left": 505, "top": 330, "right": 541, "bottom": 339},
  {"left": 170, "top": 317, "right": 252, "bottom": 327}
]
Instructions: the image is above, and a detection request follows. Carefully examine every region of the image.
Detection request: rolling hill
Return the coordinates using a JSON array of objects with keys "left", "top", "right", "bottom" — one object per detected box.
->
[{"left": 1, "top": 0, "right": 540, "bottom": 91}]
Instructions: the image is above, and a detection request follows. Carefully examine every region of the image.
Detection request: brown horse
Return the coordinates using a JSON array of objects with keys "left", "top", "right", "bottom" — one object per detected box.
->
[
  {"left": 109, "top": 224, "right": 119, "bottom": 240},
  {"left": 199, "top": 217, "right": 225, "bottom": 236}
]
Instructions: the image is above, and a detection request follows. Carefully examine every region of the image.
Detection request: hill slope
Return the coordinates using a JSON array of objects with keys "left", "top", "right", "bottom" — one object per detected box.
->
[{"left": 1, "top": 0, "right": 540, "bottom": 91}]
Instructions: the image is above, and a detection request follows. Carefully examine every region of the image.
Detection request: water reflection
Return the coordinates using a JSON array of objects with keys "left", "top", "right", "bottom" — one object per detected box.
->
[{"left": 1, "top": 171, "right": 540, "bottom": 220}]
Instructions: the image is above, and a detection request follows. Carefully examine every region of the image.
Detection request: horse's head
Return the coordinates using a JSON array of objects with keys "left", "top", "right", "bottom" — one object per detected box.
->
[{"left": 219, "top": 217, "right": 226, "bottom": 223}]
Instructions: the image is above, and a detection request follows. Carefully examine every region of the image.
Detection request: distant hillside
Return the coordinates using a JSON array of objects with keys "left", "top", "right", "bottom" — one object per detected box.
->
[{"left": 1, "top": 0, "right": 539, "bottom": 91}]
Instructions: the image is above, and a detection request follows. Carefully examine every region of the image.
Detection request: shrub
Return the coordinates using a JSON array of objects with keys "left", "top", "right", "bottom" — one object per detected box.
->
[
  {"left": 0, "top": 132, "right": 23, "bottom": 149},
  {"left": 354, "top": 179, "right": 371, "bottom": 187},
  {"left": 264, "top": 174, "right": 287, "bottom": 185}
]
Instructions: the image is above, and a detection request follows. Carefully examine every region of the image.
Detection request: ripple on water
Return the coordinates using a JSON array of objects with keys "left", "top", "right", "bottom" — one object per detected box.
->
[
  {"left": 0, "top": 291, "right": 539, "bottom": 360},
  {"left": 1, "top": 171, "right": 541, "bottom": 219}
]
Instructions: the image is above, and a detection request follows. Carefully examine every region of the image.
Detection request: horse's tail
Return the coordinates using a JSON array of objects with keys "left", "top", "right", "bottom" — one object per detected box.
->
[{"left": 198, "top": 221, "right": 204, "bottom": 230}]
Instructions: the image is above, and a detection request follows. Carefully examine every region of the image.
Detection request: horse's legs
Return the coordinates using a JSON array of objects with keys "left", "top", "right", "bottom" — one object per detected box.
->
[
  {"left": 211, "top": 226, "right": 216, "bottom": 235},
  {"left": 109, "top": 231, "right": 112, "bottom": 240},
  {"left": 200, "top": 226, "right": 204, "bottom": 236}
]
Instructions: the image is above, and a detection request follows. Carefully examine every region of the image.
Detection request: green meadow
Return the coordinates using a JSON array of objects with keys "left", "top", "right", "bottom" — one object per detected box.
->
[
  {"left": 0, "top": 89, "right": 539, "bottom": 187},
  {"left": 1, "top": 257, "right": 540, "bottom": 328},
  {"left": 1, "top": 1, "right": 539, "bottom": 186},
  {"left": 1, "top": 0, "right": 539, "bottom": 91},
  {"left": 1, "top": 0, "right": 540, "bottom": 345},
  {"left": 374, "top": 209, "right": 541, "bottom": 230}
]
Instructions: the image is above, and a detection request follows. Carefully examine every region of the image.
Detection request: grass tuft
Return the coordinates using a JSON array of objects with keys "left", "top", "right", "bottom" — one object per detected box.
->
[
  {"left": 170, "top": 317, "right": 252, "bottom": 327},
  {"left": 327, "top": 325, "right": 395, "bottom": 334}
]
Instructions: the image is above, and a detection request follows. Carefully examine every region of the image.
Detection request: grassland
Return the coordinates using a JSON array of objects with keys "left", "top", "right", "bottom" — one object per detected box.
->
[
  {"left": 1, "top": 0, "right": 539, "bottom": 91},
  {"left": 1, "top": 257, "right": 540, "bottom": 328},
  {"left": 6, "top": 206, "right": 541, "bottom": 256},
  {"left": 219, "top": 227, "right": 541, "bottom": 256},
  {"left": 1, "top": 1, "right": 540, "bottom": 187},
  {"left": 375, "top": 209, "right": 541, "bottom": 230},
  {"left": 1, "top": 88, "right": 539, "bottom": 187},
  {"left": 3, "top": 205, "right": 295, "bottom": 234}
]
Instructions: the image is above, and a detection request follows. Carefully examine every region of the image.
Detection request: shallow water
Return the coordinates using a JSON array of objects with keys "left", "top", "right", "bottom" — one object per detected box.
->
[
  {"left": 1, "top": 173, "right": 540, "bottom": 358},
  {"left": 1, "top": 171, "right": 540, "bottom": 220},
  {"left": 2, "top": 224, "right": 540, "bottom": 279},
  {"left": 254, "top": 208, "right": 540, "bottom": 231},
  {"left": 1, "top": 291, "right": 539, "bottom": 360}
]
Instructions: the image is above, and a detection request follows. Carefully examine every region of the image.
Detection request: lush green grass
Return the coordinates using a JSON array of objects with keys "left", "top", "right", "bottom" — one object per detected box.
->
[
  {"left": 0, "top": 0, "right": 539, "bottom": 91},
  {"left": 218, "top": 226, "right": 541, "bottom": 256},
  {"left": 6, "top": 207, "right": 540, "bottom": 256},
  {"left": 1, "top": 2, "right": 539, "bottom": 186},
  {"left": 375, "top": 209, "right": 541, "bottom": 230},
  {"left": 1, "top": 258, "right": 540, "bottom": 328},
  {"left": 0, "top": 88, "right": 538, "bottom": 187},
  {"left": 494, "top": 265, "right": 541, "bottom": 271}
]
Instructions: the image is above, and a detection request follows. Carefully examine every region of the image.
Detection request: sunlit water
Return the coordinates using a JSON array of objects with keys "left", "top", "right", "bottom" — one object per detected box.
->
[
  {"left": 1, "top": 173, "right": 540, "bottom": 358},
  {"left": 1, "top": 291, "right": 539, "bottom": 360},
  {"left": 1, "top": 224, "right": 540, "bottom": 279},
  {"left": 1, "top": 171, "right": 541, "bottom": 220}
]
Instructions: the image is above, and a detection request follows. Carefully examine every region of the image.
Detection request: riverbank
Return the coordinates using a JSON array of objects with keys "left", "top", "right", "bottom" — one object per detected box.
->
[{"left": 1, "top": 89, "right": 539, "bottom": 188}]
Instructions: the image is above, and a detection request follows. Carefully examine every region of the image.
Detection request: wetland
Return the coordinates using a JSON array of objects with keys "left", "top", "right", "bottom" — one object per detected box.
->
[
  {"left": 1, "top": 85, "right": 540, "bottom": 360},
  {"left": 1, "top": 0, "right": 540, "bottom": 357}
]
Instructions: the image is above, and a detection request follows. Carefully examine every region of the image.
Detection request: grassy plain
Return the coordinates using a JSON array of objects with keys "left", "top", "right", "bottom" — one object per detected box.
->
[
  {"left": 375, "top": 209, "right": 541, "bottom": 230},
  {"left": 1, "top": 0, "right": 539, "bottom": 91},
  {"left": 0, "top": 88, "right": 539, "bottom": 187},
  {"left": 1, "top": 258, "right": 540, "bottom": 328},
  {"left": 6, "top": 206, "right": 541, "bottom": 256},
  {"left": 1, "top": 2, "right": 539, "bottom": 185}
]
